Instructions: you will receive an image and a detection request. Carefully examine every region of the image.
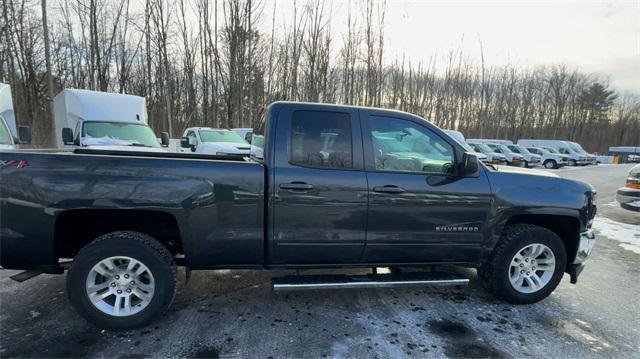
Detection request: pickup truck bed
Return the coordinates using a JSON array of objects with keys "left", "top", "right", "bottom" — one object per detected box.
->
[{"left": 1, "top": 151, "right": 264, "bottom": 269}]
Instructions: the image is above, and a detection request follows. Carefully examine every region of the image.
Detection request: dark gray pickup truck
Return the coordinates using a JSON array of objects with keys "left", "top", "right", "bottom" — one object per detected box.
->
[{"left": 0, "top": 102, "right": 597, "bottom": 329}]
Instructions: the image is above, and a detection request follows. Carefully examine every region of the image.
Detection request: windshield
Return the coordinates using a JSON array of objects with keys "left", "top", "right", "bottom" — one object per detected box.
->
[
  {"left": 568, "top": 142, "right": 588, "bottom": 154},
  {"left": 510, "top": 145, "right": 531, "bottom": 154},
  {"left": 471, "top": 143, "right": 494, "bottom": 153},
  {"left": 200, "top": 130, "right": 247, "bottom": 144},
  {"left": 496, "top": 144, "right": 516, "bottom": 154},
  {"left": 0, "top": 116, "right": 12, "bottom": 145},
  {"left": 82, "top": 122, "right": 160, "bottom": 147}
]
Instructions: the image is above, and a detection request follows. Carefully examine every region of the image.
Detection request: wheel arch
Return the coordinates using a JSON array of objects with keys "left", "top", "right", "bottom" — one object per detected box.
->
[
  {"left": 54, "top": 209, "right": 184, "bottom": 260},
  {"left": 503, "top": 214, "right": 580, "bottom": 266}
]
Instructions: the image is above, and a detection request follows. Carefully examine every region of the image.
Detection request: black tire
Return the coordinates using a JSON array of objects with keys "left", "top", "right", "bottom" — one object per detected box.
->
[
  {"left": 543, "top": 160, "right": 557, "bottom": 169},
  {"left": 479, "top": 224, "right": 566, "bottom": 304},
  {"left": 568, "top": 159, "right": 577, "bottom": 166},
  {"left": 67, "top": 231, "right": 177, "bottom": 330}
]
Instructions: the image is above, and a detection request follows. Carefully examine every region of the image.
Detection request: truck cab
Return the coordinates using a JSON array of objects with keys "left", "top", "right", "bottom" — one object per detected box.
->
[
  {"left": 0, "top": 83, "right": 32, "bottom": 150},
  {"left": 567, "top": 141, "right": 597, "bottom": 165},
  {"left": 54, "top": 89, "right": 169, "bottom": 152},
  {"left": 180, "top": 127, "right": 250, "bottom": 156}
]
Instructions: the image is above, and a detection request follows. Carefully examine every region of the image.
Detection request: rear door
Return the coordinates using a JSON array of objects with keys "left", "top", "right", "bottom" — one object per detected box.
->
[
  {"left": 360, "top": 110, "right": 492, "bottom": 263},
  {"left": 270, "top": 106, "right": 368, "bottom": 264}
]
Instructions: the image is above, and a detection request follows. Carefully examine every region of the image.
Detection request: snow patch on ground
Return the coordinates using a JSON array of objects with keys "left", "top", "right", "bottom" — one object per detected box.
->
[{"left": 593, "top": 217, "right": 640, "bottom": 254}]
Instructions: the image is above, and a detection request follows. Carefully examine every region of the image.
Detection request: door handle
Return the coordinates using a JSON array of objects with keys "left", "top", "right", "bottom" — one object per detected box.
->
[
  {"left": 372, "top": 185, "right": 405, "bottom": 194},
  {"left": 279, "top": 182, "right": 314, "bottom": 191}
]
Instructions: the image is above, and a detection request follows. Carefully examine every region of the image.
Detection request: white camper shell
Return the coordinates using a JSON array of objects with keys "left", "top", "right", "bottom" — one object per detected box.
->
[{"left": 53, "top": 89, "right": 168, "bottom": 152}]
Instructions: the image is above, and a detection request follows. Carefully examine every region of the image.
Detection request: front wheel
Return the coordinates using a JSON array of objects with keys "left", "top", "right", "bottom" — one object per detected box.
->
[
  {"left": 479, "top": 224, "right": 566, "bottom": 304},
  {"left": 543, "top": 160, "right": 557, "bottom": 169},
  {"left": 67, "top": 231, "right": 177, "bottom": 329}
]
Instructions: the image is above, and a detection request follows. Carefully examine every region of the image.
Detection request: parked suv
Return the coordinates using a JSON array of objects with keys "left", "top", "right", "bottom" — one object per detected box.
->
[
  {"left": 506, "top": 144, "right": 542, "bottom": 168},
  {"left": 526, "top": 147, "right": 568, "bottom": 169},
  {"left": 467, "top": 142, "right": 508, "bottom": 165},
  {"left": 485, "top": 143, "right": 525, "bottom": 167},
  {"left": 517, "top": 140, "right": 588, "bottom": 166}
]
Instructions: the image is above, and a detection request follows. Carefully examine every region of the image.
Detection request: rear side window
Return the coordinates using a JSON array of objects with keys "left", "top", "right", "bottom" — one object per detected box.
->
[{"left": 290, "top": 111, "right": 353, "bottom": 169}]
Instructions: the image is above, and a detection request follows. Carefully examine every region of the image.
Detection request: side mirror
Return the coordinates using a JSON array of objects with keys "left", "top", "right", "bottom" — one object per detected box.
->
[
  {"left": 244, "top": 133, "right": 252, "bottom": 143},
  {"left": 62, "top": 127, "right": 74, "bottom": 145},
  {"left": 17, "top": 126, "right": 32, "bottom": 144},
  {"left": 160, "top": 132, "right": 170, "bottom": 147},
  {"left": 180, "top": 137, "right": 190, "bottom": 148},
  {"left": 462, "top": 153, "right": 479, "bottom": 176}
]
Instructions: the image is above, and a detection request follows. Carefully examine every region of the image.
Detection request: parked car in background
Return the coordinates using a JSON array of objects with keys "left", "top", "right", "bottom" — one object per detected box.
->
[
  {"left": 617, "top": 164, "right": 640, "bottom": 211},
  {"left": 517, "top": 140, "right": 588, "bottom": 166},
  {"left": 467, "top": 139, "right": 528, "bottom": 166},
  {"left": 505, "top": 144, "right": 542, "bottom": 168},
  {"left": 443, "top": 130, "right": 488, "bottom": 164},
  {"left": 567, "top": 142, "right": 597, "bottom": 165},
  {"left": 180, "top": 127, "right": 250, "bottom": 156},
  {"left": 467, "top": 142, "right": 508, "bottom": 165},
  {"left": 54, "top": 89, "right": 169, "bottom": 152},
  {"left": 484, "top": 143, "right": 525, "bottom": 167},
  {"left": 526, "top": 147, "right": 569, "bottom": 169},
  {"left": 0, "top": 83, "right": 32, "bottom": 150},
  {"left": 231, "top": 128, "right": 253, "bottom": 142}
]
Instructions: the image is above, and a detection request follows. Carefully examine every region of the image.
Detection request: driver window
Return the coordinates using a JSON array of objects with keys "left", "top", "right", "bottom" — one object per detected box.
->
[{"left": 368, "top": 116, "right": 454, "bottom": 174}]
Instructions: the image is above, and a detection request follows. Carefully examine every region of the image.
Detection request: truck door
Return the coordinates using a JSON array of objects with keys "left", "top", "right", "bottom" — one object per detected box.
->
[
  {"left": 271, "top": 106, "right": 367, "bottom": 264},
  {"left": 360, "top": 110, "right": 492, "bottom": 263}
]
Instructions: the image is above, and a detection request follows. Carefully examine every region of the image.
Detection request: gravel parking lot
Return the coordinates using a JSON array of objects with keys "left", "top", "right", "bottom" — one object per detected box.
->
[{"left": 1, "top": 164, "right": 638, "bottom": 358}]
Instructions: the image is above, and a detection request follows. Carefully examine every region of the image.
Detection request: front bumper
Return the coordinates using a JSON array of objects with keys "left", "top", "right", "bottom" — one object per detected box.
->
[
  {"left": 617, "top": 187, "right": 640, "bottom": 211},
  {"left": 569, "top": 229, "right": 596, "bottom": 284}
]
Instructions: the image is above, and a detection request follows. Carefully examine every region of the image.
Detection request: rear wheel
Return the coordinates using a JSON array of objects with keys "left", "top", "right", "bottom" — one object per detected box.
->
[
  {"left": 67, "top": 231, "right": 176, "bottom": 329},
  {"left": 479, "top": 224, "right": 566, "bottom": 304},
  {"left": 543, "top": 160, "right": 557, "bottom": 169}
]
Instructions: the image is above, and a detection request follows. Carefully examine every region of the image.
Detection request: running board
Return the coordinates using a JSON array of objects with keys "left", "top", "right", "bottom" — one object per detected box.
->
[{"left": 272, "top": 272, "right": 469, "bottom": 291}]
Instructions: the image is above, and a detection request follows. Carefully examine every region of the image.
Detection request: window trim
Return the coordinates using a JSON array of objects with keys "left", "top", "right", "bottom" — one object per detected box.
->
[
  {"left": 361, "top": 113, "right": 459, "bottom": 176},
  {"left": 286, "top": 110, "right": 357, "bottom": 171}
]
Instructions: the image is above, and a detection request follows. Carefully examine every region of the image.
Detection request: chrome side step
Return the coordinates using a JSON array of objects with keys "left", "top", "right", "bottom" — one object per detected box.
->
[{"left": 272, "top": 272, "right": 469, "bottom": 291}]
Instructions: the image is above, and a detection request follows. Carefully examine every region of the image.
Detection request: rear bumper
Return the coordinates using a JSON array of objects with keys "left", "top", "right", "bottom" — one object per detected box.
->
[{"left": 569, "top": 229, "right": 596, "bottom": 284}]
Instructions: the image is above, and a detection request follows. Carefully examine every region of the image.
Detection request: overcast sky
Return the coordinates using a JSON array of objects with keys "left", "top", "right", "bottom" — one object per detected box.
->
[{"left": 269, "top": 0, "right": 640, "bottom": 93}]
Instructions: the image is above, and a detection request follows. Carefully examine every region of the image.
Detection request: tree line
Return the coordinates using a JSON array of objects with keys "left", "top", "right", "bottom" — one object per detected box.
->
[{"left": 1, "top": 0, "right": 638, "bottom": 152}]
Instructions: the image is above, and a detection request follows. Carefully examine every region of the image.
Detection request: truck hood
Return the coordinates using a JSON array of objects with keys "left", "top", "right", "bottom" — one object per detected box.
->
[
  {"left": 85, "top": 145, "right": 168, "bottom": 153},
  {"left": 198, "top": 142, "right": 251, "bottom": 154},
  {"left": 493, "top": 165, "right": 559, "bottom": 178}
]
